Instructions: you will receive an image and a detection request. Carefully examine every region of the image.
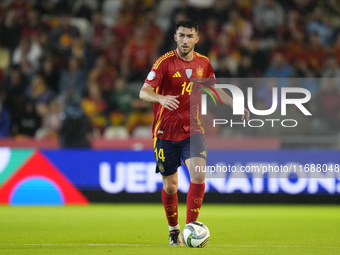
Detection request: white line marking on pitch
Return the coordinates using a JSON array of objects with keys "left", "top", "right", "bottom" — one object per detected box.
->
[{"left": 0, "top": 243, "right": 339, "bottom": 249}]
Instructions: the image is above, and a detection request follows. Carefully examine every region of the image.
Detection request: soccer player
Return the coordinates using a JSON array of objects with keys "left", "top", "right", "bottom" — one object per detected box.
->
[{"left": 139, "top": 20, "right": 249, "bottom": 246}]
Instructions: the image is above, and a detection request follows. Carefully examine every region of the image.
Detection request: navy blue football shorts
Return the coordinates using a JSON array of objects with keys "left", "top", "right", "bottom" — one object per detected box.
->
[{"left": 154, "top": 134, "right": 207, "bottom": 176}]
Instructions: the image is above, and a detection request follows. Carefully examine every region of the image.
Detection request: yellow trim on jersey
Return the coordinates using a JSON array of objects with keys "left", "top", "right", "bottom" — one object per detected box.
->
[
  {"left": 153, "top": 106, "right": 164, "bottom": 147},
  {"left": 153, "top": 51, "right": 175, "bottom": 70},
  {"left": 195, "top": 52, "right": 209, "bottom": 60},
  {"left": 154, "top": 137, "right": 157, "bottom": 149},
  {"left": 197, "top": 103, "right": 205, "bottom": 134},
  {"left": 173, "top": 71, "right": 181, "bottom": 77}
]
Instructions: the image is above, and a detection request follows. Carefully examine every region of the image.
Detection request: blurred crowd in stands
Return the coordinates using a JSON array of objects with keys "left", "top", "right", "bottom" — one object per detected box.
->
[{"left": 0, "top": 0, "right": 339, "bottom": 144}]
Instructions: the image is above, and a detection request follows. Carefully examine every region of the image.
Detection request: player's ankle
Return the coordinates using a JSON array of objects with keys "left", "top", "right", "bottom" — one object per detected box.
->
[{"left": 169, "top": 224, "right": 180, "bottom": 231}]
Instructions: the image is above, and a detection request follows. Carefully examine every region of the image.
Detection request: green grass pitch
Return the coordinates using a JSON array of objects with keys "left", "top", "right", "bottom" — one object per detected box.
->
[{"left": 0, "top": 204, "right": 339, "bottom": 255}]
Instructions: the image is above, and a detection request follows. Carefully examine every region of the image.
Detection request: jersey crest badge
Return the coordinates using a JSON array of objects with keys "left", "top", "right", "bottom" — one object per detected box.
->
[
  {"left": 197, "top": 66, "right": 203, "bottom": 81},
  {"left": 158, "top": 163, "right": 165, "bottom": 173},
  {"left": 186, "top": 69, "right": 192, "bottom": 79}
]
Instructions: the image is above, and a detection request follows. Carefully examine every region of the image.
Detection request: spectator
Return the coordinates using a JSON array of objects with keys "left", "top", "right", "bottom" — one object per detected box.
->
[
  {"left": 3, "top": 65, "right": 28, "bottom": 125},
  {"left": 237, "top": 55, "right": 255, "bottom": 78},
  {"left": 318, "top": 0, "right": 340, "bottom": 28},
  {"left": 214, "top": 57, "right": 232, "bottom": 78},
  {"left": 111, "top": 9, "right": 133, "bottom": 47},
  {"left": 253, "top": 0, "right": 285, "bottom": 38},
  {"left": 306, "top": 7, "right": 334, "bottom": 47},
  {"left": 35, "top": 99, "right": 63, "bottom": 139},
  {"left": 321, "top": 56, "right": 340, "bottom": 78},
  {"left": 12, "top": 36, "right": 43, "bottom": 74},
  {"left": 59, "top": 56, "right": 87, "bottom": 104},
  {"left": 194, "top": 31, "right": 211, "bottom": 56},
  {"left": 206, "top": 0, "right": 232, "bottom": 24},
  {"left": 34, "top": 0, "right": 66, "bottom": 15},
  {"left": 222, "top": 9, "right": 252, "bottom": 47},
  {"left": 26, "top": 74, "right": 54, "bottom": 104},
  {"left": 14, "top": 99, "right": 41, "bottom": 137},
  {"left": 49, "top": 12, "right": 80, "bottom": 51},
  {"left": 66, "top": 35, "right": 95, "bottom": 70},
  {"left": 143, "top": 9, "right": 164, "bottom": 48},
  {"left": 59, "top": 103, "right": 92, "bottom": 148},
  {"left": 289, "top": 0, "right": 318, "bottom": 16},
  {"left": 81, "top": 82, "right": 108, "bottom": 134},
  {"left": 0, "top": 8, "right": 21, "bottom": 53},
  {"left": 86, "top": 11, "right": 108, "bottom": 54},
  {"left": 278, "top": 9, "right": 303, "bottom": 42},
  {"left": 72, "top": 0, "right": 99, "bottom": 21},
  {"left": 108, "top": 77, "right": 153, "bottom": 134},
  {"left": 0, "top": 100, "right": 11, "bottom": 137},
  {"left": 36, "top": 30, "right": 54, "bottom": 54},
  {"left": 7, "top": 0, "right": 31, "bottom": 25},
  {"left": 264, "top": 52, "right": 293, "bottom": 79},
  {"left": 304, "top": 32, "right": 328, "bottom": 76},
  {"left": 21, "top": 8, "right": 42, "bottom": 39},
  {"left": 201, "top": 16, "right": 221, "bottom": 46},
  {"left": 285, "top": 30, "right": 305, "bottom": 65},
  {"left": 0, "top": 39, "right": 10, "bottom": 82},
  {"left": 208, "top": 33, "right": 240, "bottom": 73},
  {"left": 102, "top": 32, "right": 122, "bottom": 69},
  {"left": 239, "top": 37, "right": 269, "bottom": 76},
  {"left": 38, "top": 56, "right": 61, "bottom": 93},
  {"left": 120, "top": 26, "right": 156, "bottom": 81},
  {"left": 331, "top": 33, "right": 340, "bottom": 65},
  {"left": 88, "top": 55, "right": 117, "bottom": 94}
]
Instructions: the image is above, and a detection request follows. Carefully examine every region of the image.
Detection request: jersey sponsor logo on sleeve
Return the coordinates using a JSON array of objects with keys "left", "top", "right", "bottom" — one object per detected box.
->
[
  {"left": 173, "top": 71, "right": 181, "bottom": 77},
  {"left": 147, "top": 71, "right": 156, "bottom": 81},
  {"left": 186, "top": 69, "right": 192, "bottom": 79}
]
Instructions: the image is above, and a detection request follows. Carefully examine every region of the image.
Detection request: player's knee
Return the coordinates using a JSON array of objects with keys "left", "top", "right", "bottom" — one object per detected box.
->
[
  {"left": 163, "top": 182, "right": 178, "bottom": 195},
  {"left": 191, "top": 178, "right": 205, "bottom": 184}
]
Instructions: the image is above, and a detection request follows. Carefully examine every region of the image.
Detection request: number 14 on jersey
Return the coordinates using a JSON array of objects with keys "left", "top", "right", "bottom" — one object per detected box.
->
[{"left": 181, "top": 82, "right": 192, "bottom": 95}]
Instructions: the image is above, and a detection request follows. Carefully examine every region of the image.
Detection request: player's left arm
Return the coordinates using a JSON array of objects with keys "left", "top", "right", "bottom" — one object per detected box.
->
[
  {"left": 205, "top": 61, "right": 250, "bottom": 121},
  {"left": 215, "top": 88, "right": 250, "bottom": 121}
]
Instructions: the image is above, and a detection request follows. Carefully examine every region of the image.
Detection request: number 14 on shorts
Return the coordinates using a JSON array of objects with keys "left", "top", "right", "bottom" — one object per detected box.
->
[{"left": 155, "top": 148, "right": 165, "bottom": 162}]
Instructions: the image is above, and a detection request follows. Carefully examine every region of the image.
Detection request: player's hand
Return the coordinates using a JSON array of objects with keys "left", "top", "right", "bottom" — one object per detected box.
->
[
  {"left": 242, "top": 108, "right": 250, "bottom": 121},
  {"left": 159, "top": 95, "right": 179, "bottom": 111}
]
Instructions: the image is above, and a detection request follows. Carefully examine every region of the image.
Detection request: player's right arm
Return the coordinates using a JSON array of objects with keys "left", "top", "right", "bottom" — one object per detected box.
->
[{"left": 139, "top": 83, "right": 179, "bottom": 111}]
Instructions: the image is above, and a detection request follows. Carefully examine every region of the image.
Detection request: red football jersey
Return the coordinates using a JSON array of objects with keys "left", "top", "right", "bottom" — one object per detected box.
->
[{"left": 144, "top": 49, "right": 216, "bottom": 141}]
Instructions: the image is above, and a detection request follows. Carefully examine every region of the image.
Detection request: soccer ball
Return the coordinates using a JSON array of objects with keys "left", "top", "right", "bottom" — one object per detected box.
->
[{"left": 182, "top": 221, "right": 210, "bottom": 248}]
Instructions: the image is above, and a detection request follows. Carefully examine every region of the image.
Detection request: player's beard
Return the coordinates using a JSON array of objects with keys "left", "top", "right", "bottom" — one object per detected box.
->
[{"left": 178, "top": 44, "right": 194, "bottom": 56}]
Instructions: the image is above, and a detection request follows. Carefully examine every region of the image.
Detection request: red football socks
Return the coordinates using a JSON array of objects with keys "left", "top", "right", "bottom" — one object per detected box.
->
[
  {"left": 161, "top": 188, "right": 178, "bottom": 227},
  {"left": 186, "top": 182, "right": 205, "bottom": 224}
]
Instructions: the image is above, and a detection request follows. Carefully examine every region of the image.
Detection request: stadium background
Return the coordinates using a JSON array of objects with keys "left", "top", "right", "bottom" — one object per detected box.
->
[
  {"left": 0, "top": 0, "right": 339, "bottom": 203},
  {"left": 0, "top": 1, "right": 339, "bottom": 254}
]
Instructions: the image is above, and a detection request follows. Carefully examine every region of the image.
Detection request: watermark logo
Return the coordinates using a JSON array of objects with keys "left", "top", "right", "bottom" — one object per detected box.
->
[
  {"left": 197, "top": 81, "right": 312, "bottom": 128},
  {"left": 197, "top": 82, "right": 222, "bottom": 115}
]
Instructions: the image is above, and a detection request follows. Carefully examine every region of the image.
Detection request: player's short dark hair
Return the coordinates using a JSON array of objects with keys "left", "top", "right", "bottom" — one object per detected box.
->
[{"left": 175, "top": 20, "right": 199, "bottom": 33}]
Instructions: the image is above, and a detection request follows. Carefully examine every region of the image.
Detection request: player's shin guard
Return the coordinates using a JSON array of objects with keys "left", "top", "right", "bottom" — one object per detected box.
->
[
  {"left": 186, "top": 182, "right": 205, "bottom": 224},
  {"left": 161, "top": 188, "right": 179, "bottom": 227}
]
